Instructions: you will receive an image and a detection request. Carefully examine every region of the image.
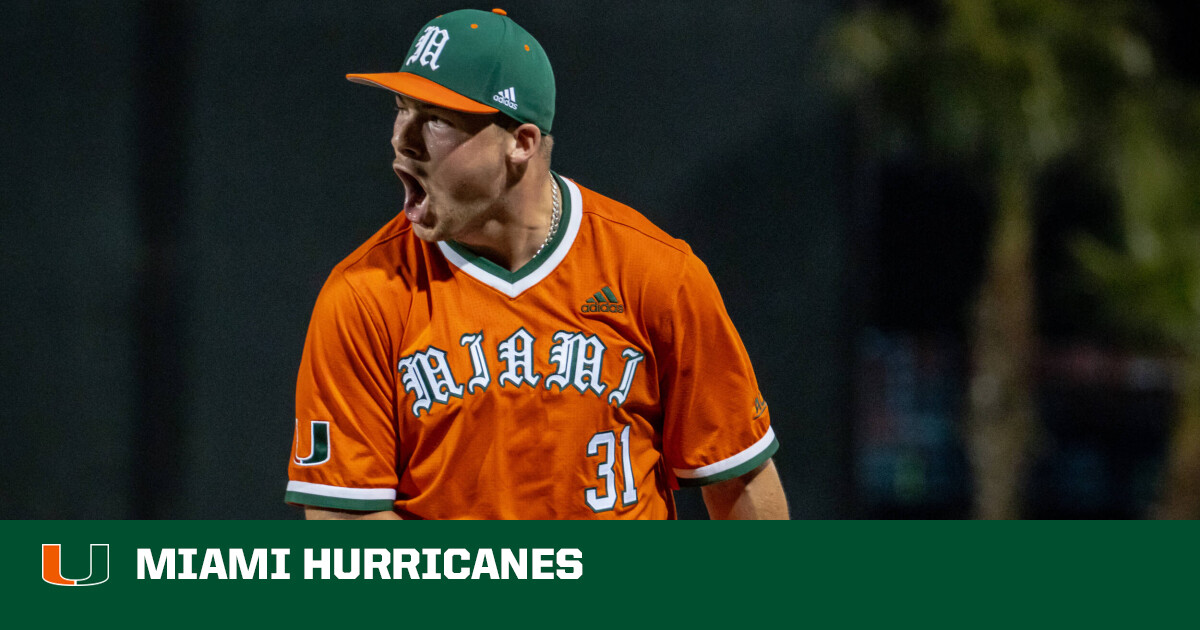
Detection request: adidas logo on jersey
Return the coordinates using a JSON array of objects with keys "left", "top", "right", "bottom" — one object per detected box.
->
[
  {"left": 581, "top": 286, "right": 624, "bottom": 314},
  {"left": 493, "top": 87, "right": 518, "bottom": 110}
]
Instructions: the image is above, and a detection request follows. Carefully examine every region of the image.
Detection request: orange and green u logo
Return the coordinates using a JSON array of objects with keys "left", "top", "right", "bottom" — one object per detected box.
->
[{"left": 42, "top": 543, "right": 109, "bottom": 586}]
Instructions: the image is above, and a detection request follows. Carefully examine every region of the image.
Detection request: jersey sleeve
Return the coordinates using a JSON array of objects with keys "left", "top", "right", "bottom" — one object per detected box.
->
[
  {"left": 657, "top": 253, "right": 778, "bottom": 488},
  {"left": 285, "top": 269, "right": 399, "bottom": 511}
]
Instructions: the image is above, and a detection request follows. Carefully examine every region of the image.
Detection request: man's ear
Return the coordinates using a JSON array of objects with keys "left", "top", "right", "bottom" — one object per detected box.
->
[{"left": 507, "top": 123, "right": 543, "bottom": 165}]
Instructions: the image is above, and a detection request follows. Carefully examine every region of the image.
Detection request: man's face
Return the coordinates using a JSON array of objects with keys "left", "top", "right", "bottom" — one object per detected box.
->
[{"left": 390, "top": 94, "right": 511, "bottom": 243}]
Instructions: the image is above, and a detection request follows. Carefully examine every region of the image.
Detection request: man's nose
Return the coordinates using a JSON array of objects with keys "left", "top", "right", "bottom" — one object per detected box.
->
[{"left": 392, "top": 116, "right": 423, "bottom": 159}]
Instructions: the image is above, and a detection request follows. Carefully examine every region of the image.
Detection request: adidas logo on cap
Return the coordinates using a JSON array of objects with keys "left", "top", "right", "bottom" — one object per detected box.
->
[
  {"left": 493, "top": 86, "right": 518, "bottom": 110},
  {"left": 581, "top": 286, "right": 624, "bottom": 314}
]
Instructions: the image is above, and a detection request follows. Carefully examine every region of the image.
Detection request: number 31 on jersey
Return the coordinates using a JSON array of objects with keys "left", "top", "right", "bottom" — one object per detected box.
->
[{"left": 585, "top": 426, "right": 637, "bottom": 512}]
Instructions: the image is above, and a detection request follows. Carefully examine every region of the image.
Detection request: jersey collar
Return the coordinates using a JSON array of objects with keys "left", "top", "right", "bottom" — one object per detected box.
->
[{"left": 437, "top": 173, "right": 581, "bottom": 298}]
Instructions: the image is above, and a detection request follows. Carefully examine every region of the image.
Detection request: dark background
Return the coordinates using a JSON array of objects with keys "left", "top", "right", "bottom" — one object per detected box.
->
[{"left": 2, "top": 1, "right": 1193, "bottom": 519}]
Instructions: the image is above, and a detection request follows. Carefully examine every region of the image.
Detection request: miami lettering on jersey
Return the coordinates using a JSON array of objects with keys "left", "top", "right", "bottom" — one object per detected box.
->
[
  {"left": 399, "top": 329, "right": 644, "bottom": 416},
  {"left": 286, "top": 175, "right": 778, "bottom": 519}
]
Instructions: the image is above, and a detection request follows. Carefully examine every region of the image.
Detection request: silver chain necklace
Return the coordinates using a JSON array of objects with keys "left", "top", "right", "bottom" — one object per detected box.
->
[{"left": 533, "top": 177, "right": 561, "bottom": 258}]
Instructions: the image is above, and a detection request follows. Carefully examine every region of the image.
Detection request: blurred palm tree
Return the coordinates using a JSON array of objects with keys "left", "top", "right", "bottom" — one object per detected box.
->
[
  {"left": 830, "top": 0, "right": 1199, "bottom": 518},
  {"left": 1073, "top": 93, "right": 1200, "bottom": 519}
]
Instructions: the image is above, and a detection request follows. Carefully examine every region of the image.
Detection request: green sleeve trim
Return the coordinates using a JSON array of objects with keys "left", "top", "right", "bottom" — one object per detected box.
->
[
  {"left": 676, "top": 438, "right": 779, "bottom": 488},
  {"left": 284, "top": 491, "right": 396, "bottom": 512}
]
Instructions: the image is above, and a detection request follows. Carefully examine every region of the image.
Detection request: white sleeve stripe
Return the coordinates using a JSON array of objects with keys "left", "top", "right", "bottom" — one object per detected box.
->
[
  {"left": 673, "top": 427, "right": 777, "bottom": 479},
  {"left": 286, "top": 480, "right": 396, "bottom": 501}
]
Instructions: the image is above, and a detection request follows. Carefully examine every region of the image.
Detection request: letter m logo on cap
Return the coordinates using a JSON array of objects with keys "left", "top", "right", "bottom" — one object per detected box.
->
[{"left": 406, "top": 26, "right": 450, "bottom": 70}]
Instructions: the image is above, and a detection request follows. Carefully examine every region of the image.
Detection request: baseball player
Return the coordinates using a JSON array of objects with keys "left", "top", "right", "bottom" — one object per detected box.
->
[{"left": 285, "top": 8, "right": 787, "bottom": 519}]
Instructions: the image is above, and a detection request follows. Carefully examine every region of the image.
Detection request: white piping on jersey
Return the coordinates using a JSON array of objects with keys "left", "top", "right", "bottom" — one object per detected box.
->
[
  {"left": 436, "top": 176, "right": 583, "bottom": 299},
  {"left": 673, "top": 427, "right": 777, "bottom": 480},
  {"left": 285, "top": 480, "right": 396, "bottom": 501}
]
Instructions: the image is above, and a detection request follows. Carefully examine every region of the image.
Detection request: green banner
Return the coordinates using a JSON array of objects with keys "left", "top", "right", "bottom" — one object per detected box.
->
[{"left": 2, "top": 521, "right": 1193, "bottom": 625}]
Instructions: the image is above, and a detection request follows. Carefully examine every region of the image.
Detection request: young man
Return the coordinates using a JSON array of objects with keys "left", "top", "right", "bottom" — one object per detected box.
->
[{"left": 285, "top": 8, "right": 787, "bottom": 519}]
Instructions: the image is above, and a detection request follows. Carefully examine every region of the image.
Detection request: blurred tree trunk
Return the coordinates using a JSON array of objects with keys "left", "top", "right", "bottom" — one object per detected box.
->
[
  {"left": 1157, "top": 360, "right": 1200, "bottom": 518},
  {"left": 832, "top": 0, "right": 1194, "bottom": 519},
  {"left": 965, "top": 164, "right": 1039, "bottom": 520}
]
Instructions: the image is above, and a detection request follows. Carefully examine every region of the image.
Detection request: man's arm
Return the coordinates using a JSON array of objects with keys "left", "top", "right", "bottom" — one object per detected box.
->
[
  {"left": 701, "top": 459, "right": 789, "bottom": 520},
  {"left": 305, "top": 507, "right": 402, "bottom": 520}
]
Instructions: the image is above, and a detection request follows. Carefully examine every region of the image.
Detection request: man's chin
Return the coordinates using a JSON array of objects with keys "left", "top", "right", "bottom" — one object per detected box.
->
[{"left": 409, "top": 222, "right": 445, "bottom": 243}]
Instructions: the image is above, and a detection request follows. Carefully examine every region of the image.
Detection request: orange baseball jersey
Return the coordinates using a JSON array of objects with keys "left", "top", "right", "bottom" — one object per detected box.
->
[{"left": 285, "top": 173, "right": 777, "bottom": 519}]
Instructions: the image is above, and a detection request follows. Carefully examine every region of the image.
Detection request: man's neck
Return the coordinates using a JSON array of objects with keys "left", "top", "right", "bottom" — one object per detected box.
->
[{"left": 451, "top": 171, "right": 556, "bottom": 273}]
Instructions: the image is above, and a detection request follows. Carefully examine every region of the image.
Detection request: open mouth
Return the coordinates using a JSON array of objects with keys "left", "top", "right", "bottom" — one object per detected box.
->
[{"left": 395, "top": 168, "right": 429, "bottom": 224}]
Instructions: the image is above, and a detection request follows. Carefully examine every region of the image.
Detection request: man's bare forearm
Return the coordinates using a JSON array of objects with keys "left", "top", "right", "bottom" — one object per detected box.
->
[
  {"left": 305, "top": 507, "right": 402, "bottom": 520},
  {"left": 701, "top": 459, "right": 789, "bottom": 520}
]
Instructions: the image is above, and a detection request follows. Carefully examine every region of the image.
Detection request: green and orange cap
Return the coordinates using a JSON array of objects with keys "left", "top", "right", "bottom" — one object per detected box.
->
[{"left": 347, "top": 8, "right": 555, "bottom": 133}]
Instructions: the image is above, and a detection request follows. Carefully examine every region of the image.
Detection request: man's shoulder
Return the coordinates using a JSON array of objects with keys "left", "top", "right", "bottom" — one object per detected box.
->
[
  {"left": 571, "top": 178, "right": 693, "bottom": 259},
  {"left": 567, "top": 177, "right": 710, "bottom": 320},
  {"left": 326, "top": 213, "right": 423, "bottom": 299}
]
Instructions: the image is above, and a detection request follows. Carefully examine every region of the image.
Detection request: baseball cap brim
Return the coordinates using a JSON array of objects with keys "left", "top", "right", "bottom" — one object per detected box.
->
[{"left": 346, "top": 72, "right": 499, "bottom": 114}]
